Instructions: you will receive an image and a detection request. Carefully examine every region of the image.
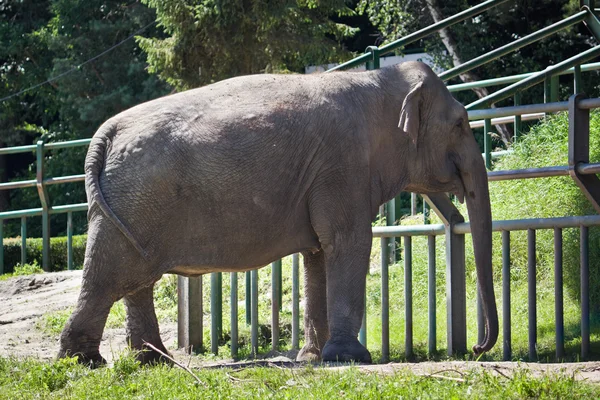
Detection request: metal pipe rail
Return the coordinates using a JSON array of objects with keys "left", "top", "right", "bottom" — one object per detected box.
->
[
  {"left": 448, "top": 62, "right": 600, "bottom": 93},
  {"left": 326, "top": 0, "right": 509, "bottom": 73}
]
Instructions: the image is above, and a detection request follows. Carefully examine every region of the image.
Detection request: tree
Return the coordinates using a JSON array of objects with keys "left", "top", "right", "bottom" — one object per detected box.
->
[
  {"left": 138, "top": 0, "right": 359, "bottom": 90},
  {"left": 1, "top": 0, "right": 172, "bottom": 237},
  {"left": 357, "top": 0, "right": 599, "bottom": 144}
]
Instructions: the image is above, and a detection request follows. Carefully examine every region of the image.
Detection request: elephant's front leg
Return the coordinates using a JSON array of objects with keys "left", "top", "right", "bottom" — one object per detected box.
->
[
  {"left": 296, "top": 249, "right": 329, "bottom": 362},
  {"left": 321, "top": 233, "right": 372, "bottom": 363}
]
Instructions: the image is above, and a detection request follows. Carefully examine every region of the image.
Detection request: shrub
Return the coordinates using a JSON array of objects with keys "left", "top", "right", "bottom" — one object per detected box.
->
[{"left": 2, "top": 234, "right": 87, "bottom": 273}]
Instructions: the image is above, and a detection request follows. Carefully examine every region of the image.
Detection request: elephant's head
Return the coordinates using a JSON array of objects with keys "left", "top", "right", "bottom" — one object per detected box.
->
[{"left": 392, "top": 62, "right": 499, "bottom": 354}]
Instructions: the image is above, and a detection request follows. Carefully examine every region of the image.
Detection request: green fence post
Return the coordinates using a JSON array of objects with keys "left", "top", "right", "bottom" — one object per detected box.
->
[
  {"left": 0, "top": 220, "right": 3, "bottom": 274},
  {"left": 291, "top": 253, "right": 300, "bottom": 350},
  {"left": 20, "top": 217, "right": 26, "bottom": 266},
  {"left": 551, "top": 74, "right": 559, "bottom": 103},
  {"left": 574, "top": 64, "right": 582, "bottom": 94},
  {"left": 67, "top": 211, "right": 73, "bottom": 270},
  {"left": 271, "top": 260, "right": 281, "bottom": 351},
  {"left": 230, "top": 272, "right": 238, "bottom": 358},
  {"left": 210, "top": 272, "right": 222, "bottom": 354},
  {"left": 514, "top": 91, "right": 522, "bottom": 142},
  {"left": 484, "top": 119, "right": 492, "bottom": 170},
  {"left": 250, "top": 269, "right": 259, "bottom": 357},
  {"left": 36, "top": 139, "right": 51, "bottom": 272},
  {"left": 245, "top": 271, "right": 251, "bottom": 325},
  {"left": 544, "top": 74, "right": 551, "bottom": 104}
]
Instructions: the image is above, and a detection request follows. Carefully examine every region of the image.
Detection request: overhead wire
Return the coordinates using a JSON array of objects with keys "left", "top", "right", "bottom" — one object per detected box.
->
[{"left": 0, "top": 19, "right": 157, "bottom": 103}]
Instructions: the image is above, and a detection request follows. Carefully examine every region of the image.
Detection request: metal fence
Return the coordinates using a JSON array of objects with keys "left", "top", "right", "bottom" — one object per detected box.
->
[{"left": 1, "top": 0, "right": 600, "bottom": 361}]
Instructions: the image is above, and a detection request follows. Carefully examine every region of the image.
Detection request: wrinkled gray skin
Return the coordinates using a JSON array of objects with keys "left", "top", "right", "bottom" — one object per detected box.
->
[{"left": 58, "top": 61, "right": 498, "bottom": 365}]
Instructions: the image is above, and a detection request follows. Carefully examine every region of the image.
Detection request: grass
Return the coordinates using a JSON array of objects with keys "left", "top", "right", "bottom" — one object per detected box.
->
[
  {"left": 0, "top": 354, "right": 598, "bottom": 399},
  {"left": 0, "top": 260, "right": 44, "bottom": 281}
]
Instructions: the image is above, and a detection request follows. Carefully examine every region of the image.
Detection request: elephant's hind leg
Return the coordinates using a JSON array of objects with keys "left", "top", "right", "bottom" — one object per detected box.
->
[
  {"left": 124, "top": 283, "right": 170, "bottom": 364},
  {"left": 58, "top": 278, "right": 115, "bottom": 367}
]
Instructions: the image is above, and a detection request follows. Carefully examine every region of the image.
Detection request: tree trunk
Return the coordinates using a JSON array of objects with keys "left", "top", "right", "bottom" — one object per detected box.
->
[{"left": 425, "top": 0, "right": 513, "bottom": 145}]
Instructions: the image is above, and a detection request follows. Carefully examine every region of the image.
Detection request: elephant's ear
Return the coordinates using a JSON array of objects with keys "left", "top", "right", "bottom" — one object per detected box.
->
[{"left": 398, "top": 81, "right": 423, "bottom": 145}]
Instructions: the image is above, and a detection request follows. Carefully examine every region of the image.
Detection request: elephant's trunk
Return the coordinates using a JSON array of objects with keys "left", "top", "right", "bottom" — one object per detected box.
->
[{"left": 461, "top": 151, "right": 499, "bottom": 355}]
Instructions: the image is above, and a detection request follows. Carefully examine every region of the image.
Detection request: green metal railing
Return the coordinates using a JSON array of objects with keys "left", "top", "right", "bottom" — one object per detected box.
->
[{"left": 0, "top": 138, "right": 90, "bottom": 273}]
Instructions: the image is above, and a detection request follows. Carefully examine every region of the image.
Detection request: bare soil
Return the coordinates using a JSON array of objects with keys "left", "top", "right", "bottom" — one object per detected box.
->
[{"left": 1, "top": 271, "right": 599, "bottom": 382}]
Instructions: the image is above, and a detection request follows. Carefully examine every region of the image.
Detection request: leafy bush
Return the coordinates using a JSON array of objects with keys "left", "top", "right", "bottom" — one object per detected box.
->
[{"left": 2, "top": 234, "right": 87, "bottom": 273}]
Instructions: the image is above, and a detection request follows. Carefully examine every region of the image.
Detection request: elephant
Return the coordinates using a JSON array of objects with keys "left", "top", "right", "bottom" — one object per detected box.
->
[{"left": 58, "top": 61, "right": 498, "bottom": 365}]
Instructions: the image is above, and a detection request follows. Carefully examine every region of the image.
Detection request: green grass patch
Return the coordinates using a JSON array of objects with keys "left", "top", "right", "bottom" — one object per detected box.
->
[
  {"left": 0, "top": 261, "right": 44, "bottom": 281},
  {"left": 0, "top": 355, "right": 598, "bottom": 399}
]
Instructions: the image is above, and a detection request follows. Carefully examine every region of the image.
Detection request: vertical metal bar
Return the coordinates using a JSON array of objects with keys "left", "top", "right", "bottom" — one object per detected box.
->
[
  {"left": 273, "top": 259, "right": 282, "bottom": 310},
  {"left": 574, "top": 64, "right": 582, "bottom": 94},
  {"left": 405, "top": 235, "right": 413, "bottom": 359},
  {"left": 188, "top": 276, "right": 203, "bottom": 353},
  {"left": 292, "top": 253, "right": 300, "bottom": 350},
  {"left": 210, "top": 272, "right": 222, "bottom": 354},
  {"left": 251, "top": 269, "right": 259, "bottom": 357},
  {"left": 484, "top": 119, "right": 492, "bottom": 170},
  {"left": 427, "top": 235, "right": 436, "bottom": 355},
  {"left": 550, "top": 74, "right": 559, "bottom": 103},
  {"left": 514, "top": 92, "right": 522, "bottom": 142},
  {"left": 177, "top": 276, "right": 203, "bottom": 353},
  {"left": 502, "top": 230, "right": 511, "bottom": 361},
  {"left": 544, "top": 74, "right": 551, "bottom": 105},
  {"left": 36, "top": 139, "right": 50, "bottom": 272},
  {"left": 177, "top": 276, "right": 187, "bottom": 351},
  {"left": 0, "top": 220, "right": 3, "bottom": 275},
  {"left": 245, "top": 271, "right": 251, "bottom": 325},
  {"left": 554, "top": 228, "right": 564, "bottom": 360},
  {"left": 423, "top": 193, "right": 466, "bottom": 356},
  {"left": 386, "top": 199, "right": 396, "bottom": 263},
  {"left": 230, "top": 272, "right": 238, "bottom": 358},
  {"left": 20, "top": 217, "right": 26, "bottom": 266},
  {"left": 381, "top": 235, "right": 390, "bottom": 362},
  {"left": 67, "top": 211, "right": 73, "bottom": 270},
  {"left": 528, "top": 228, "right": 537, "bottom": 361},
  {"left": 568, "top": 93, "right": 600, "bottom": 213},
  {"left": 477, "top": 281, "right": 485, "bottom": 345},
  {"left": 581, "top": 225, "right": 590, "bottom": 359},
  {"left": 271, "top": 261, "right": 280, "bottom": 351},
  {"left": 411, "top": 193, "right": 417, "bottom": 216},
  {"left": 359, "top": 293, "right": 367, "bottom": 346}
]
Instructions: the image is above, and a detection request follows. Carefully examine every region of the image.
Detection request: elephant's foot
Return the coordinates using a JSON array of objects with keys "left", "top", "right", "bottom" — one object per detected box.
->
[
  {"left": 57, "top": 349, "right": 106, "bottom": 369},
  {"left": 296, "top": 343, "right": 322, "bottom": 362},
  {"left": 322, "top": 336, "right": 372, "bottom": 363}
]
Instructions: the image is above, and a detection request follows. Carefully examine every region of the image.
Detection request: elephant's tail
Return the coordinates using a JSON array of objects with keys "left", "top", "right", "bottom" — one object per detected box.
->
[{"left": 85, "top": 122, "right": 149, "bottom": 259}]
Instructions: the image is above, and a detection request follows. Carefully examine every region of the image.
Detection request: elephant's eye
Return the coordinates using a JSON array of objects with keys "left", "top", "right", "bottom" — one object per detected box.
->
[{"left": 455, "top": 117, "right": 464, "bottom": 128}]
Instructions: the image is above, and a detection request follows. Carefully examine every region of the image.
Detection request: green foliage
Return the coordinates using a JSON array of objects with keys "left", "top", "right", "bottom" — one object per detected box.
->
[
  {"left": 0, "top": 260, "right": 44, "bottom": 280},
  {"left": 138, "top": 0, "right": 359, "bottom": 90},
  {"left": 36, "top": 308, "right": 73, "bottom": 336},
  {"left": 1, "top": 1, "right": 172, "bottom": 237},
  {"left": 0, "top": 356, "right": 599, "bottom": 399},
  {"left": 484, "top": 110, "right": 600, "bottom": 315},
  {"left": 2, "top": 234, "right": 87, "bottom": 273}
]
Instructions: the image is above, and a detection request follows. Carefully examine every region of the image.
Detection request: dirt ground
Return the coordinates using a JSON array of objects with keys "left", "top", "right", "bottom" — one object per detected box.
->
[{"left": 1, "top": 271, "right": 600, "bottom": 382}]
